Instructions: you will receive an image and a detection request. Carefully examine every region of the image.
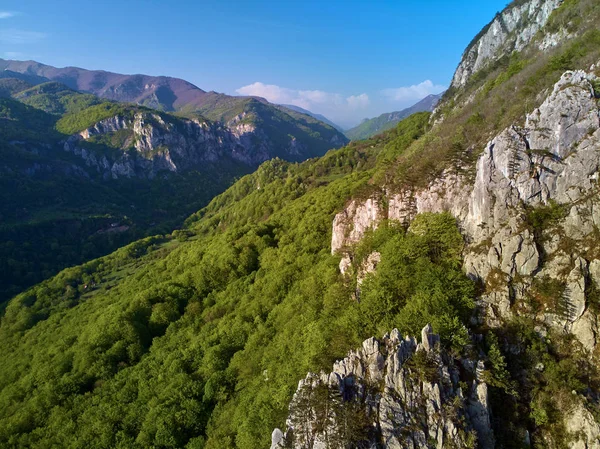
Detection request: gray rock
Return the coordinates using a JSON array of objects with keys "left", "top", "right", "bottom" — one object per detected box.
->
[
  {"left": 272, "top": 325, "right": 494, "bottom": 449},
  {"left": 564, "top": 401, "right": 600, "bottom": 449},
  {"left": 451, "top": 0, "right": 561, "bottom": 88}
]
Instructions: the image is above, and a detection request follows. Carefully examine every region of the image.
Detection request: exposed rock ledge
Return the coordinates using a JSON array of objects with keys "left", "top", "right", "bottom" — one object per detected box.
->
[
  {"left": 332, "top": 69, "right": 600, "bottom": 352},
  {"left": 63, "top": 111, "right": 289, "bottom": 179},
  {"left": 451, "top": 0, "right": 562, "bottom": 88},
  {"left": 271, "top": 325, "right": 494, "bottom": 449}
]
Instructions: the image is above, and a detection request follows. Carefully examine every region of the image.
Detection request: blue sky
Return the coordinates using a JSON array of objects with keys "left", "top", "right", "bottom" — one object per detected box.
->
[{"left": 0, "top": 0, "right": 507, "bottom": 127}]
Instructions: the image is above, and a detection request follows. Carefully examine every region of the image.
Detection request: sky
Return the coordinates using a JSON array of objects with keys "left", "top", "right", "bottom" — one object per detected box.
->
[{"left": 0, "top": 0, "right": 508, "bottom": 128}]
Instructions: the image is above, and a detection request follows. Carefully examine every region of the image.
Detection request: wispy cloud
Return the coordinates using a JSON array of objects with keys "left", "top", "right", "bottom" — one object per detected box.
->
[
  {"left": 0, "top": 28, "right": 47, "bottom": 44},
  {"left": 4, "top": 51, "right": 24, "bottom": 59},
  {"left": 0, "top": 11, "right": 17, "bottom": 19},
  {"left": 236, "top": 81, "right": 369, "bottom": 126},
  {"left": 381, "top": 80, "right": 446, "bottom": 103}
]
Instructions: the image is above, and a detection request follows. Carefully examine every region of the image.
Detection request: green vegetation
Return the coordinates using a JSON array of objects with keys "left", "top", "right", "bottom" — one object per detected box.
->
[
  {"left": 356, "top": 214, "right": 474, "bottom": 353},
  {"left": 489, "top": 319, "right": 600, "bottom": 448},
  {"left": 0, "top": 109, "right": 480, "bottom": 448},
  {"left": 0, "top": 98, "right": 59, "bottom": 142},
  {"left": 344, "top": 95, "right": 438, "bottom": 141},
  {"left": 0, "top": 90, "right": 250, "bottom": 304},
  {"left": 0, "top": 78, "right": 32, "bottom": 97},
  {"left": 0, "top": 74, "right": 346, "bottom": 304},
  {"left": 1, "top": 1, "right": 600, "bottom": 446},
  {"left": 345, "top": 112, "right": 409, "bottom": 141},
  {"left": 56, "top": 102, "right": 135, "bottom": 134},
  {"left": 15, "top": 82, "right": 103, "bottom": 116}
]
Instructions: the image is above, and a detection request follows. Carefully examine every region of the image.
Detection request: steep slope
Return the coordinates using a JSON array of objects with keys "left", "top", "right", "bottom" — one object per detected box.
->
[
  {"left": 0, "top": 59, "right": 349, "bottom": 148},
  {"left": 450, "top": 0, "right": 562, "bottom": 88},
  {"left": 278, "top": 104, "right": 344, "bottom": 132},
  {"left": 344, "top": 94, "right": 441, "bottom": 141},
  {"left": 2, "top": 1, "right": 600, "bottom": 449},
  {"left": 0, "top": 80, "right": 345, "bottom": 304}
]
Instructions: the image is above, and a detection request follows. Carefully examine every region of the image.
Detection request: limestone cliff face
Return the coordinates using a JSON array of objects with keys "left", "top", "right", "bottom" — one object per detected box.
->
[
  {"left": 271, "top": 325, "right": 493, "bottom": 449},
  {"left": 63, "top": 110, "right": 327, "bottom": 179},
  {"left": 451, "top": 0, "right": 562, "bottom": 88},
  {"left": 332, "top": 69, "right": 600, "bottom": 347},
  {"left": 328, "top": 69, "right": 600, "bottom": 447}
]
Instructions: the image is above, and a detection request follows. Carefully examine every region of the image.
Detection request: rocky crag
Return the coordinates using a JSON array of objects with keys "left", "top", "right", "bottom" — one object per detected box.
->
[
  {"left": 63, "top": 109, "right": 341, "bottom": 179},
  {"left": 322, "top": 68, "right": 600, "bottom": 448},
  {"left": 451, "top": 0, "right": 563, "bottom": 88},
  {"left": 271, "top": 325, "right": 493, "bottom": 449}
]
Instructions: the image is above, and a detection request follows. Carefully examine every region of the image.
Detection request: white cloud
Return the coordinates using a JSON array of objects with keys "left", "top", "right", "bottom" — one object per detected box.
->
[
  {"left": 381, "top": 80, "right": 446, "bottom": 103},
  {"left": 346, "top": 93, "right": 370, "bottom": 109},
  {"left": 4, "top": 51, "right": 23, "bottom": 58},
  {"left": 0, "top": 29, "right": 47, "bottom": 44},
  {"left": 0, "top": 11, "right": 16, "bottom": 19},
  {"left": 236, "top": 82, "right": 369, "bottom": 127}
]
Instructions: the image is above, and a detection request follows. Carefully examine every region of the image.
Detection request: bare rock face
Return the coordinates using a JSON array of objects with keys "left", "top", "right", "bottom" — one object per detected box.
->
[
  {"left": 270, "top": 325, "right": 494, "bottom": 449},
  {"left": 565, "top": 402, "right": 600, "bottom": 449},
  {"left": 462, "top": 70, "right": 600, "bottom": 336},
  {"left": 331, "top": 198, "right": 381, "bottom": 255},
  {"left": 451, "top": 0, "right": 562, "bottom": 88},
  {"left": 63, "top": 108, "right": 335, "bottom": 179},
  {"left": 331, "top": 70, "right": 600, "bottom": 352}
]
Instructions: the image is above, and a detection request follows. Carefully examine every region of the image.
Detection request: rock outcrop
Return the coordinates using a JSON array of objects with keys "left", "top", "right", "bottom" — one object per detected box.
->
[
  {"left": 451, "top": 0, "right": 562, "bottom": 88},
  {"left": 63, "top": 110, "right": 319, "bottom": 179},
  {"left": 271, "top": 325, "right": 493, "bottom": 449},
  {"left": 332, "top": 69, "right": 600, "bottom": 349},
  {"left": 327, "top": 67, "right": 600, "bottom": 449}
]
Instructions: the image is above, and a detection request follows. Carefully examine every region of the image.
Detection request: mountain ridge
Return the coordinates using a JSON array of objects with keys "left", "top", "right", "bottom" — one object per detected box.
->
[
  {"left": 278, "top": 104, "right": 345, "bottom": 132},
  {"left": 2, "top": 0, "right": 600, "bottom": 448},
  {"left": 344, "top": 93, "right": 441, "bottom": 141}
]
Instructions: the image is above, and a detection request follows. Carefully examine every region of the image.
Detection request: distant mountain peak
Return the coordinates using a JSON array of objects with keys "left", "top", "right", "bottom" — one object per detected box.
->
[
  {"left": 345, "top": 93, "right": 442, "bottom": 141},
  {"left": 278, "top": 104, "right": 344, "bottom": 132}
]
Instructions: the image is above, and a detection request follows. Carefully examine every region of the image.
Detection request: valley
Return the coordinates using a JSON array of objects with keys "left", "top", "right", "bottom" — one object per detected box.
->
[{"left": 2, "top": 0, "right": 600, "bottom": 448}]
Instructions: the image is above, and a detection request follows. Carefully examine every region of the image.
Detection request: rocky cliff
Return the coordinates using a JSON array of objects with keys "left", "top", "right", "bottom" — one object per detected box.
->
[
  {"left": 271, "top": 325, "right": 493, "bottom": 449},
  {"left": 451, "top": 0, "right": 562, "bottom": 88},
  {"left": 324, "top": 67, "right": 600, "bottom": 447},
  {"left": 63, "top": 109, "right": 336, "bottom": 179},
  {"left": 333, "top": 68, "right": 600, "bottom": 349}
]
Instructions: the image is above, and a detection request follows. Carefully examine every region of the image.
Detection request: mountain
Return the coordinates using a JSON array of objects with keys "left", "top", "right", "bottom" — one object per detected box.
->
[
  {"left": 344, "top": 93, "right": 441, "bottom": 140},
  {"left": 279, "top": 104, "right": 345, "bottom": 131},
  {"left": 0, "top": 59, "right": 208, "bottom": 111},
  {"left": 0, "top": 74, "right": 347, "bottom": 304},
  {"left": 2, "top": 0, "right": 600, "bottom": 448},
  {"left": 0, "top": 57, "right": 348, "bottom": 147}
]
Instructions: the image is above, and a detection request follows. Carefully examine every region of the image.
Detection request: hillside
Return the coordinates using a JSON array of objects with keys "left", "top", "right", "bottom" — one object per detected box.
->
[
  {"left": 2, "top": 0, "right": 600, "bottom": 448},
  {"left": 0, "top": 58, "right": 208, "bottom": 111},
  {"left": 278, "top": 104, "right": 344, "bottom": 132},
  {"left": 344, "top": 93, "right": 441, "bottom": 140},
  {"left": 0, "top": 78, "right": 346, "bottom": 304}
]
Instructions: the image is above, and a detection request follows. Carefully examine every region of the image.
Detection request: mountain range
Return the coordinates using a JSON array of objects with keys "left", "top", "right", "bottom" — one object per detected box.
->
[
  {"left": 278, "top": 104, "right": 345, "bottom": 132},
  {"left": 0, "top": 62, "right": 348, "bottom": 304},
  {"left": 344, "top": 93, "right": 442, "bottom": 140},
  {"left": 2, "top": 0, "right": 600, "bottom": 448}
]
